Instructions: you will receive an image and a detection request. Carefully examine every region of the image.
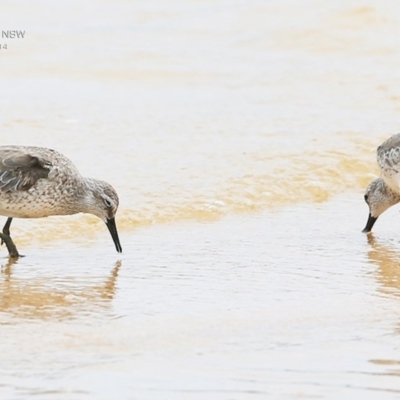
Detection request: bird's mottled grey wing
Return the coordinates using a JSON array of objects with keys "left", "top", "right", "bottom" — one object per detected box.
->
[
  {"left": 377, "top": 133, "right": 400, "bottom": 170},
  {"left": 376, "top": 133, "right": 400, "bottom": 192},
  {"left": 377, "top": 132, "right": 400, "bottom": 153},
  {"left": 0, "top": 150, "right": 51, "bottom": 192}
]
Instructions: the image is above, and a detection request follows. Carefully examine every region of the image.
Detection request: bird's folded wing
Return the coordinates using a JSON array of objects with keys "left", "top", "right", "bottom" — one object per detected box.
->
[
  {"left": 377, "top": 133, "right": 400, "bottom": 169},
  {"left": 0, "top": 150, "right": 51, "bottom": 192}
]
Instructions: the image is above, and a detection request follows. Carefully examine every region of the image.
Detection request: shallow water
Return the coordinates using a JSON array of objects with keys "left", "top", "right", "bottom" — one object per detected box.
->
[
  {"left": 3, "top": 198, "right": 400, "bottom": 399},
  {"left": 2, "top": 0, "right": 400, "bottom": 398}
]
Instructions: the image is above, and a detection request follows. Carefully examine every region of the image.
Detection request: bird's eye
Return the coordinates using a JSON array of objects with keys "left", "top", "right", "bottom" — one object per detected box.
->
[
  {"left": 104, "top": 198, "right": 112, "bottom": 208},
  {"left": 364, "top": 194, "right": 368, "bottom": 202}
]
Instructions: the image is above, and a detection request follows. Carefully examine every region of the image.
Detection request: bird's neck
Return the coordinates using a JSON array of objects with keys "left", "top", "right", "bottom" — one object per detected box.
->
[
  {"left": 75, "top": 177, "right": 103, "bottom": 217},
  {"left": 381, "top": 178, "right": 400, "bottom": 202},
  {"left": 83, "top": 177, "right": 103, "bottom": 191}
]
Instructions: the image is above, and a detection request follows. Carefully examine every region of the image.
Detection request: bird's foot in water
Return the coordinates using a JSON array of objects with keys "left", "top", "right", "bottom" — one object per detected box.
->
[{"left": 0, "top": 233, "right": 20, "bottom": 258}]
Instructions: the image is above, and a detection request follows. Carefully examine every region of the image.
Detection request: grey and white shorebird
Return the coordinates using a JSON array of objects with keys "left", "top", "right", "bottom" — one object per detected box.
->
[
  {"left": 0, "top": 145, "right": 122, "bottom": 258},
  {"left": 363, "top": 133, "right": 400, "bottom": 232}
]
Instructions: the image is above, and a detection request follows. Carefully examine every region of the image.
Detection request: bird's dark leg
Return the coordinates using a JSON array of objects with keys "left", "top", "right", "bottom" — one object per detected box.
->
[
  {"left": 3, "top": 218, "right": 12, "bottom": 237},
  {"left": 1, "top": 218, "right": 12, "bottom": 246},
  {"left": 0, "top": 232, "right": 19, "bottom": 258},
  {"left": 0, "top": 218, "right": 19, "bottom": 258}
]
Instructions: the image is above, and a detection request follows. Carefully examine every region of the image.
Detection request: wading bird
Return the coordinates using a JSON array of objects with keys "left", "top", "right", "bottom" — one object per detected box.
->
[{"left": 0, "top": 146, "right": 122, "bottom": 258}]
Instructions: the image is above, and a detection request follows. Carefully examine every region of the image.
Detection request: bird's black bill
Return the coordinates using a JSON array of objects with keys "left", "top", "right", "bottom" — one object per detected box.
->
[
  {"left": 362, "top": 214, "right": 378, "bottom": 233},
  {"left": 106, "top": 217, "right": 122, "bottom": 253}
]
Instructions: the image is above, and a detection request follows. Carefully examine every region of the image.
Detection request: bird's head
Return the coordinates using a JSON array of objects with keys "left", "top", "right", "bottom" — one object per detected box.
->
[
  {"left": 83, "top": 179, "right": 122, "bottom": 252},
  {"left": 362, "top": 178, "right": 399, "bottom": 233}
]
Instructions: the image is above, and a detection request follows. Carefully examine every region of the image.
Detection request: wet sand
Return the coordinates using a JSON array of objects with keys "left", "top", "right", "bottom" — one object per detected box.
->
[{"left": 2, "top": 195, "right": 400, "bottom": 398}]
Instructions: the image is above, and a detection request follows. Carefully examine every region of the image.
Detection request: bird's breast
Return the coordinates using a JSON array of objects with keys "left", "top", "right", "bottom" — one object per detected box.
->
[{"left": 0, "top": 178, "right": 82, "bottom": 218}]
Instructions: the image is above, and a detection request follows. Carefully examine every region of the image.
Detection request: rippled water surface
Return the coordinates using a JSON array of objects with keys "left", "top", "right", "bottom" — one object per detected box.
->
[{"left": 2, "top": 0, "right": 400, "bottom": 399}]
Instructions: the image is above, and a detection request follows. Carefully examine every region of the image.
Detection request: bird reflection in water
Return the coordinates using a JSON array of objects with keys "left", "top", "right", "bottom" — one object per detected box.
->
[
  {"left": 366, "top": 234, "right": 400, "bottom": 298},
  {"left": 0, "top": 259, "right": 121, "bottom": 319},
  {"left": 365, "top": 235, "right": 400, "bottom": 376}
]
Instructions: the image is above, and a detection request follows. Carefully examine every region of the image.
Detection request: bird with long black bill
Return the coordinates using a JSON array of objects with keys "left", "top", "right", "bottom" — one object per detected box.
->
[
  {"left": 363, "top": 133, "right": 400, "bottom": 233},
  {"left": 0, "top": 145, "right": 122, "bottom": 258}
]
